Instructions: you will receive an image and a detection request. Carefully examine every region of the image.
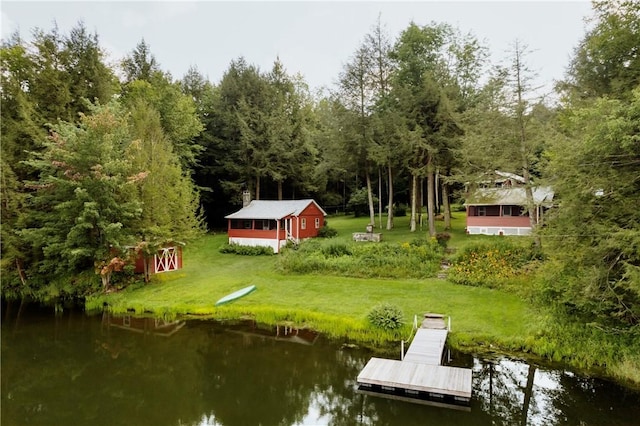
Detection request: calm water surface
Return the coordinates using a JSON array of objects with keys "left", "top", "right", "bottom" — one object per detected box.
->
[{"left": 2, "top": 301, "right": 639, "bottom": 425}]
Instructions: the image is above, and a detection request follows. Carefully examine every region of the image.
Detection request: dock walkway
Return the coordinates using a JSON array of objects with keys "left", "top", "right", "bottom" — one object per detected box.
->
[{"left": 356, "top": 314, "right": 472, "bottom": 408}]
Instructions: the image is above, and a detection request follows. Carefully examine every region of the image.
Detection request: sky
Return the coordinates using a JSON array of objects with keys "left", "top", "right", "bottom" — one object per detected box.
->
[{"left": 1, "top": 1, "right": 593, "bottom": 96}]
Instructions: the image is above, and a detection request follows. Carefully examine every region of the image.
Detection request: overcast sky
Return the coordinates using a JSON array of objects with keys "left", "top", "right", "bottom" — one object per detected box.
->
[{"left": 2, "top": 1, "right": 593, "bottom": 96}]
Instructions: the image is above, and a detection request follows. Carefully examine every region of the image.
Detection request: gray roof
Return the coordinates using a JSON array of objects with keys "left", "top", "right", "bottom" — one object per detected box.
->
[
  {"left": 225, "top": 199, "right": 327, "bottom": 220},
  {"left": 465, "top": 187, "right": 554, "bottom": 206},
  {"left": 494, "top": 170, "right": 526, "bottom": 184}
]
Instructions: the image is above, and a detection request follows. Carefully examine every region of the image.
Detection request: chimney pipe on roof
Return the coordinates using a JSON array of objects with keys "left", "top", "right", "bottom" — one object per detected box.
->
[{"left": 242, "top": 190, "right": 251, "bottom": 207}]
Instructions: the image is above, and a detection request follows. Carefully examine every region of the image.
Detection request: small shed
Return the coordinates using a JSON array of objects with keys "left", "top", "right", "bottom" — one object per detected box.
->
[
  {"left": 225, "top": 199, "right": 327, "bottom": 253},
  {"left": 132, "top": 244, "right": 183, "bottom": 274}
]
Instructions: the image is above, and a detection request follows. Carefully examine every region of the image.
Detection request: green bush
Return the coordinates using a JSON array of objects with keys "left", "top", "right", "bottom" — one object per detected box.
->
[
  {"left": 347, "top": 188, "right": 378, "bottom": 217},
  {"left": 448, "top": 240, "right": 541, "bottom": 288},
  {"left": 368, "top": 303, "right": 405, "bottom": 330},
  {"left": 317, "top": 224, "right": 338, "bottom": 238},
  {"left": 435, "top": 232, "right": 451, "bottom": 248},
  {"left": 394, "top": 204, "right": 407, "bottom": 216},
  {"left": 321, "top": 242, "right": 352, "bottom": 257},
  {"left": 219, "top": 243, "right": 274, "bottom": 256}
]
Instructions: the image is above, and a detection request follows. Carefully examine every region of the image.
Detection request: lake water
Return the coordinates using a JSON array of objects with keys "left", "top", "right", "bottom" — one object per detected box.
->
[{"left": 2, "top": 301, "right": 639, "bottom": 425}]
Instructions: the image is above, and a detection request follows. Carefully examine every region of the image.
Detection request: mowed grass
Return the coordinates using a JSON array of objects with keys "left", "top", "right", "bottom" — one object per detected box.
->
[{"left": 88, "top": 213, "right": 539, "bottom": 349}]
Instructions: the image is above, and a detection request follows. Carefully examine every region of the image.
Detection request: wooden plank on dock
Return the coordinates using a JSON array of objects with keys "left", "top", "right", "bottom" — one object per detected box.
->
[
  {"left": 357, "top": 358, "right": 472, "bottom": 399},
  {"left": 421, "top": 315, "right": 447, "bottom": 329},
  {"left": 403, "top": 328, "right": 448, "bottom": 365}
]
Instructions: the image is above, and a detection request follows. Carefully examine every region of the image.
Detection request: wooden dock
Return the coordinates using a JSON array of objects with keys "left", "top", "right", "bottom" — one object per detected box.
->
[{"left": 356, "top": 314, "right": 472, "bottom": 409}]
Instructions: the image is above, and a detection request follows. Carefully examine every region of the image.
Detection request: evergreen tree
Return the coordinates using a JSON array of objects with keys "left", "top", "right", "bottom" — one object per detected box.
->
[
  {"left": 127, "top": 100, "right": 204, "bottom": 281},
  {"left": 63, "top": 22, "right": 119, "bottom": 118},
  {"left": 21, "top": 102, "right": 142, "bottom": 290},
  {"left": 390, "top": 22, "right": 457, "bottom": 235},
  {"left": 338, "top": 45, "right": 376, "bottom": 225},
  {"left": 561, "top": 0, "right": 640, "bottom": 101},
  {"left": 542, "top": 90, "right": 640, "bottom": 326},
  {"left": 121, "top": 39, "right": 160, "bottom": 83}
]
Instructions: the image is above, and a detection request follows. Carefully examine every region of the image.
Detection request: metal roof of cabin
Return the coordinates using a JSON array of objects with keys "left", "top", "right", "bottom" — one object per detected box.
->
[
  {"left": 224, "top": 199, "right": 327, "bottom": 220},
  {"left": 494, "top": 170, "right": 526, "bottom": 184},
  {"left": 465, "top": 187, "right": 554, "bottom": 206}
]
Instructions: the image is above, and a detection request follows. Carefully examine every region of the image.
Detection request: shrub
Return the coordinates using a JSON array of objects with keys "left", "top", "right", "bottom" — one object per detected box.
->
[
  {"left": 219, "top": 243, "right": 274, "bottom": 256},
  {"left": 435, "top": 232, "right": 451, "bottom": 248},
  {"left": 321, "top": 242, "right": 352, "bottom": 257},
  {"left": 347, "top": 188, "right": 378, "bottom": 217},
  {"left": 394, "top": 204, "right": 407, "bottom": 216},
  {"left": 317, "top": 224, "right": 338, "bottom": 238},
  {"left": 448, "top": 240, "right": 541, "bottom": 288},
  {"left": 368, "top": 303, "right": 405, "bottom": 330}
]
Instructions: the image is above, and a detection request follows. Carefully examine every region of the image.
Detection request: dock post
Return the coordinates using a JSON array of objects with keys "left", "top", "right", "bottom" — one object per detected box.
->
[
  {"left": 401, "top": 340, "right": 405, "bottom": 360},
  {"left": 448, "top": 316, "right": 451, "bottom": 331}
]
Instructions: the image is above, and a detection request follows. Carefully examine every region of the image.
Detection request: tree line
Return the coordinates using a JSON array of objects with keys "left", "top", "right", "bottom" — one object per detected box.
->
[{"left": 1, "top": 1, "right": 639, "bottom": 329}]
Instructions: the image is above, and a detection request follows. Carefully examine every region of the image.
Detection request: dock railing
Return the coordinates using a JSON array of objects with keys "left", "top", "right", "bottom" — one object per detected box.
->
[
  {"left": 400, "top": 314, "right": 419, "bottom": 360},
  {"left": 401, "top": 314, "right": 451, "bottom": 360}
]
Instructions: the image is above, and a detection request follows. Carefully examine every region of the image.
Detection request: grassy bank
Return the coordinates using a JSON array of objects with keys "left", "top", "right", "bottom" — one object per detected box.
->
[
  {"left": 88, "top": 214, "right": 536, "bottom": 345},
  {"left": 86, "top": 213, "right": 640, "bottom": 386}
]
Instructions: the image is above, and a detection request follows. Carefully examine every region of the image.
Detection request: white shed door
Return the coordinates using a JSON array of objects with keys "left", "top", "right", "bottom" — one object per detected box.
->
[{"left": 155, "top": 247, "right": 178, "bottom": 273}]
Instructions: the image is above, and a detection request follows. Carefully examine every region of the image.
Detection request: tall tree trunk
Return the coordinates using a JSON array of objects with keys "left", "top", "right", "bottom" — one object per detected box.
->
[
  {"left": 365, "top": 168, "right": 376, "bottom": 226},
  {"left": 277, "top": 181, "right": 283, "bottom": 200},
  {"left": 15, "top": 259, "right": 27, "bottom": 286},
  {"left": 410, "top": 174, "right": 418, "bottom": 232},
  {"left": 378, "top": 167, "right": 383, "bottom": 229},
  {"left": 427, "top": 161, "right": 436, "bottom": 237},
  {"left": 386, "top": 163, "right": 394, "bottom": 230},
  {"left": 101, "top": 273, "right": 111, "bottom": 293},
  {"left": 418, "top": 177, "right": 424, "bottom": 230},
  {"left": 255, "top": 175, "right": 261, "bottom": 200},
  {"left": 435, "top": 168, "right": 440, "bottom": 215},
  {"left": 523, "top": 171, "right": 540, "bottom": 246},
  {"left": 514, "top": 41, "right": 541, "bottom": 248},
  {"left": 143, "top": 256, "right": 151, "bottom": 283},
  {"left": 442, "top": 181, "right": 451, "bottom": 230}
]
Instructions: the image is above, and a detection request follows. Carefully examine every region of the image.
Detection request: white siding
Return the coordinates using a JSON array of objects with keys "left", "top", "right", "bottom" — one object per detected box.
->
[
  {"left": 466, "top": 226, "right": 532, "bottom": 236},
  {"left": 228, "top": 237, "right": 279, "bottom": 253}
]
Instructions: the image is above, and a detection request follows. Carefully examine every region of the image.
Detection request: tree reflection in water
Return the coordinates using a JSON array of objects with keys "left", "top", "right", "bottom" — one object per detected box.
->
[{"left": 2, "top": 302, "right": 639, "bottom": 426}]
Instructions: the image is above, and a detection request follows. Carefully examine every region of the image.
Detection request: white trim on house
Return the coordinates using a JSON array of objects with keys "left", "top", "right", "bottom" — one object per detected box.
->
[
  {"left": 228, "top": 237, "right": 279, "bottom": 253},
  {"left": 466, "top": 226, "right": 532, "bottom": 236}
]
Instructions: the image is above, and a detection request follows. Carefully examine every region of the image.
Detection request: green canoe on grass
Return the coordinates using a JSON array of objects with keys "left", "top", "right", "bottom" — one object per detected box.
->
[{"left": 215, "top": 285, "right": 257, "bottom": 306}]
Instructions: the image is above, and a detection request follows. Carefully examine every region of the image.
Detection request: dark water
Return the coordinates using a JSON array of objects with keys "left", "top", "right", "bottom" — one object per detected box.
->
[{"left": 2, "top": 302, "right": 639, "bottom": 426}]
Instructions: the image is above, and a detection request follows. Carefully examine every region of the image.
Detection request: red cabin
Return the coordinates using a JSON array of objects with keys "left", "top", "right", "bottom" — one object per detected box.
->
[
  {"left": 225, "top": 199, "right": 327, "bottom": 253},
  {"left": 465, "top": 172, "right": 554, "bottom": 236}
]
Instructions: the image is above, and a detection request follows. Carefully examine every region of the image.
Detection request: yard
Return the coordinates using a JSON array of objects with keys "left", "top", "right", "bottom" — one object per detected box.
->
[{"left": 87, "top": 212, "right": 540, "bottom": 352}]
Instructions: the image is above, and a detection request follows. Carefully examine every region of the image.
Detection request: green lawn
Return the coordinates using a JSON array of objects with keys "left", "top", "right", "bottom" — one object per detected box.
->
[{"left": 88, "top": 213, "right": 539, "bottom": 351}]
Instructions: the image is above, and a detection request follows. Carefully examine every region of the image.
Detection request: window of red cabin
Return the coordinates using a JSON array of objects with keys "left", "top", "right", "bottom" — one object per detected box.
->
[
  {"left": 301, "top": 218, "right": 306, "bottom": 229},
  {"left": 260, "top": 220, "right": 276, "bottom": 230},
  {"left": 315, "top": 218, "right": 320, "bottom": 228}
]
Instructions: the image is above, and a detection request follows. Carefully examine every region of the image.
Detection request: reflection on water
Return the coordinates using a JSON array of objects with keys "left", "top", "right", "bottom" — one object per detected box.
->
[
  {"left": 2, "top": 301, "right": 639, "bottom": 425},
  {"left": 106, "top": 313, "right": 186, "bottom": 337}
]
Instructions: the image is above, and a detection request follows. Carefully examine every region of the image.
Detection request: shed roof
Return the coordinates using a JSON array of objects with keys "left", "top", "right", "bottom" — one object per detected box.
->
[
  {"left": 465, "top": 187, "right": 554, "bottom": 206},
  {"left": 225, "top": 199, "right": 327, "bottom": 220}
]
